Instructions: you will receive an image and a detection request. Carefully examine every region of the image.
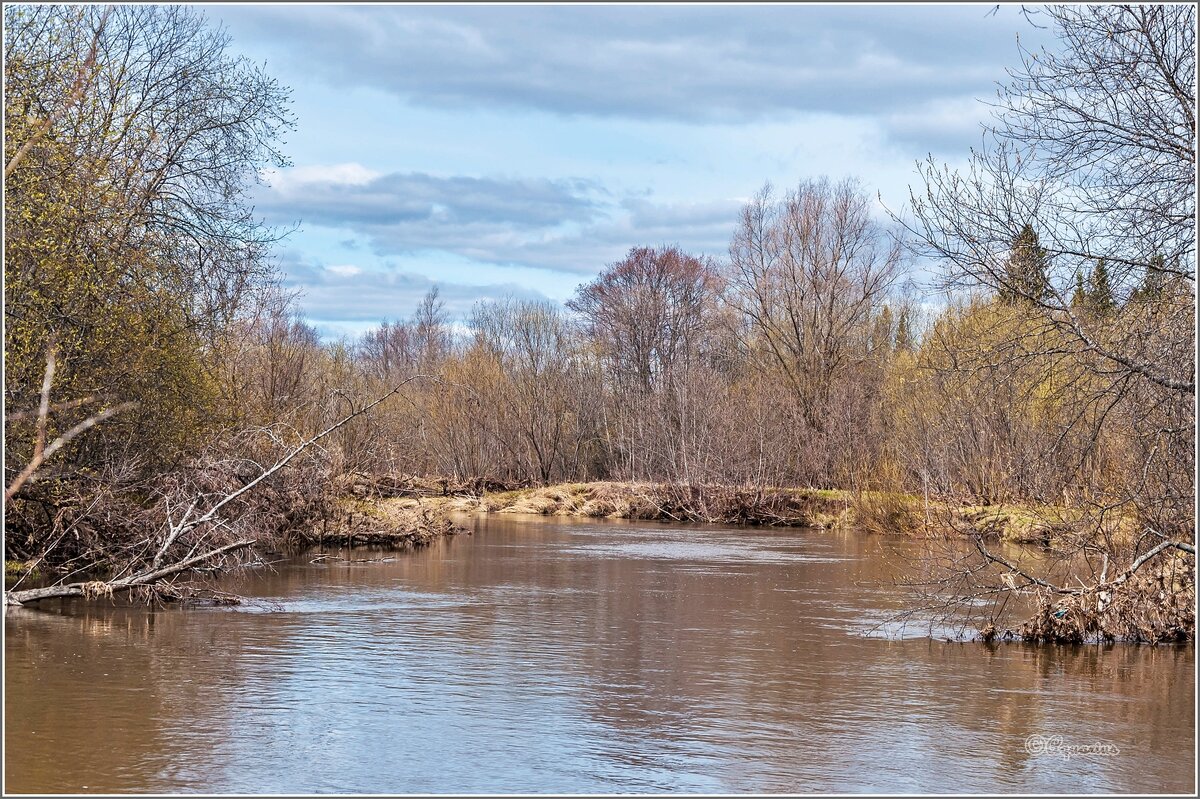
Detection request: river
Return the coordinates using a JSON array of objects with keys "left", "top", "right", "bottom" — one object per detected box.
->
[{"left": 4, "top": 514, "right": 1194, "bottom": 793}]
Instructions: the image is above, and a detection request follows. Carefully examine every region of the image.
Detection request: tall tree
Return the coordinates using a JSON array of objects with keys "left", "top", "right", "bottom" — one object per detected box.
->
[
  {"left": 898, "top": 3, "right": 1195, "bottom": 636},
  {"left": 727, "top": 177, "right": 903, "bottom": 431},
  {"left": 4, "top": 4, "right": 294, "bottom": 473},
  {"left": 904, "top": 4, "right": 1194, "bottom": 396},
  {"left": 568, "top": 246, "right": 723, "bottom": 481},
  {"left": 471, "top": 299, "right": 580, "bottom": 483},
  {"left": 569, "top": 246, "right": 719, "bottom": 395},
  {"left": 1087, "top": 258, "right": 1115, "bottom": 316}
]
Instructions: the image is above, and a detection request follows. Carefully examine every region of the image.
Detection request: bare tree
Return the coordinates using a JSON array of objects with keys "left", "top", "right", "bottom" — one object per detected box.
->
[
  {"left": 471, "top": 299, "right": 581, "bottom": 484},
  {"left": 412, "top": 287, "right": 451, "bottom": 369},
  {"left": 902, "top": 4, "right": 1195, "bottom": 397},
  {"left": 569, "top": 246, "right": 723, "bottom": 482},
  {"left": 727, "top": 178, "right": 904, "bottom": 430},
  {"left": 570, "top": 246, "right": 720, "bottom": 394},
  {"left": 894, "top": 4, "right": 1196, "bottom": 640}
]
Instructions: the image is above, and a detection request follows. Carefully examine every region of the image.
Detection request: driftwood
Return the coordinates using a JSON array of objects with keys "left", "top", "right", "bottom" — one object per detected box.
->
[
  {"left": 971, "top": 534, "right": 1195, "bottom": 596},
  {"left": 5, "top": 540, "right": 253, "bottom": 606}
]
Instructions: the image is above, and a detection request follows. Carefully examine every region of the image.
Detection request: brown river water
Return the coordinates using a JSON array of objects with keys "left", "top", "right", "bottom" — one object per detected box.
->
[{"left": 4, "top": 514, "right": 1195, "bottom": 793}]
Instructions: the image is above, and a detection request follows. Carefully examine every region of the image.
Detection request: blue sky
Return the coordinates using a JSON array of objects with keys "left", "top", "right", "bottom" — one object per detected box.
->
[{"left": 209, "top": 3, "right": 1055, "bottom": 338}]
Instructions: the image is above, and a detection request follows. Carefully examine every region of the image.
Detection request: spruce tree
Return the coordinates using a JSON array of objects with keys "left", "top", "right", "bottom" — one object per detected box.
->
[
  {"left": 873, "top": 304, "right": 894, "bottom": 355},
  {"left": 1131, "top": 254, "right": 1167, "bottom": 303},
  {"left": 999, "top": 223, "right": 1050, "bottom": 304},
  {"left": 1088, "top": 257, "right": 1115, "bottom": 315},
  {"left": 895, "top": 307, "right": 914, "bottom": 352},
  {"left": 1070, "top": 270, "right": 1087, "bottom": 310}
]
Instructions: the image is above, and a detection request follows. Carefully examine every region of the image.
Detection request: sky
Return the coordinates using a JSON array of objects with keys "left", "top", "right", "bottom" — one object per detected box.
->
[{"left": 208, "top": 3, "right": 1057, "bottom": 338}]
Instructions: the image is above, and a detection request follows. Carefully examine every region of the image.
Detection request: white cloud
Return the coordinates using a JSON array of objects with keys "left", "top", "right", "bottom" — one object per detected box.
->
[
  {"left": 258, "top": 166, "right": 741, "bottom": 275},
  {"left": 264, "top": 162, "right": 382, "bottom": 193},
  {"left": 278, "top": 251, "right": 557, "bottom": 330}
]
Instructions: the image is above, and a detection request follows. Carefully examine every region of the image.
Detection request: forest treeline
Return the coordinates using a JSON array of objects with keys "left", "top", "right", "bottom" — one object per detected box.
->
[{"left": 4, "top": 5, "right": 1195, "bottom": 639}]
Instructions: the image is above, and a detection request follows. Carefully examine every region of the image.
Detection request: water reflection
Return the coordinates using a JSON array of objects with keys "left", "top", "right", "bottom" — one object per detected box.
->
[{"left": 5, "top": 515, "right": 1194, "bottom": 793}]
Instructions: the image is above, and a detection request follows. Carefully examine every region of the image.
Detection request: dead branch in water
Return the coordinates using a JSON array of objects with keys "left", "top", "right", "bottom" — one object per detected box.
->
[
  {"left": 5, "top": 540, "right": 254, "bottom": 605},
  {"left": 971, "top": 534, "right": 1195, "bottom": 596}
]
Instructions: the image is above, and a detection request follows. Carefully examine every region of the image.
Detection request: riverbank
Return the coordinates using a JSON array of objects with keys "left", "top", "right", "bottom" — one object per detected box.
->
[
  {"left": 305, "top": 500, "right": 468, "bottom": 548},
  {"left": 4, "top": 501, "right": 467, "bottom": 604},
  {"left": 341, "top": 478, "right": 1083, "bottom": 545}
]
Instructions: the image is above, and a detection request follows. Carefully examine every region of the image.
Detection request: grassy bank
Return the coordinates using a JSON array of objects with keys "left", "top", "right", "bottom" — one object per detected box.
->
[
  {"left": 355, "top": 479, "right": 1085, "bottom": 543},
  {"left": 372, "top": 481, "right": 850, "bottom": 527}
]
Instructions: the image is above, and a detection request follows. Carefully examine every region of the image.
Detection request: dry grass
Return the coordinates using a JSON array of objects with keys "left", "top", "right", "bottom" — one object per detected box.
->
[
  {"left": 307, "top": 497, "right": 467, "bottom": 548},
  {"left": 849, "top": 490, "right": 922, "bottom": 536},
  {"left": 949, "top": 503, "right": 1083, "bottom": 545},
  {"left": 474, "top": 481, "right": 854, "bottom": 527},
  {"left": 344, "top": 479, "right": 1111, "bottom": 546}
]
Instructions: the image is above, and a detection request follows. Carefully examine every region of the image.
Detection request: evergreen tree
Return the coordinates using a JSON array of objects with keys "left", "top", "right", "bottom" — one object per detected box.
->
[
  {"left": 872, "top": 304, "right": 895, "bottom": 355},
  {"left": 999, "top": 223, "right": 1050, "bottom": 304},
  {"left": 1130, "top": 254, "right": 1168, "bottom": 303},
  {"left": 1088, "top": 257, "right": 1116, "bottom": 315},
  {"left": 1070, "top": 270, "right": 1087, "bottom": 310}
]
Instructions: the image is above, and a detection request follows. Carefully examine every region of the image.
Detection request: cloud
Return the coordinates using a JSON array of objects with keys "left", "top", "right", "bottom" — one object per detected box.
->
[
  {"left": 276, "top": 251, "right": 555, "bottom": 331},
  {"left": 265, "top": 163, "right": 381, "bottom": 187},
  {"left": 505, "top": 197, "right": 741, "bottom": 272},
  {"left": 216, "top": 5, "right": 1044, "bottom": 124},
  {"left": 256, "top": 164, "right": 741, "bottom": 274},
  {"left": 258, "top": 164, "right": 601, "bottom": 230}
]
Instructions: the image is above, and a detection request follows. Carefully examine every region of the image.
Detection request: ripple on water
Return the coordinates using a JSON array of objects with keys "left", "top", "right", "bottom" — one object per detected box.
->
[{"left": 563, "top": 540, "right": 848, "bottom": 563}]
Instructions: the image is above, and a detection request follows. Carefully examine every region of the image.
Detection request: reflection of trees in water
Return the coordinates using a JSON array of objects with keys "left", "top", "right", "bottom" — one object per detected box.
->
[
  {"left": 555, "top": 530, "right": 1194, "bottom": 792},
  {"left": 566, "top": 539, "right": 874, "bottom": 790},
  {"left": 5, "top": 606, "right": 247, "bottom": 792},
  {"left": 985, "top": 643, "right": 1193, "bottom": 785}
]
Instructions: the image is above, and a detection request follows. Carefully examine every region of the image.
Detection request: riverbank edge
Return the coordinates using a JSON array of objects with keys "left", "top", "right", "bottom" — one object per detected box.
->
[
  {"left": 3, "top": 503, "right": 467, "bottom": 598},
  {"left": 0, "top": 479, "right": 1091, "bottom": 593},
  {"left": 340, "top": 479, "right": 1078, "bottom": 545}
]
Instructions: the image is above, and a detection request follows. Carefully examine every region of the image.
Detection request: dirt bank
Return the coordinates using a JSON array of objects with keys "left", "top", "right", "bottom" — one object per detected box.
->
[
  {"left": 348, "top": 479, "right": 1082, "bottom": 543},
  {"left": 301, "top": 498, "right": 469, "bottom": 548}
]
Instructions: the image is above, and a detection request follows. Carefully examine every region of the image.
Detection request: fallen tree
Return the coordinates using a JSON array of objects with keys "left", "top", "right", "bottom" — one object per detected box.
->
[
  {"left": 4, "top": 540, "right": 254, "bottom": 605},
  {"left": 890, "top": 509, "right": 1197, "bottom": 644}
]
